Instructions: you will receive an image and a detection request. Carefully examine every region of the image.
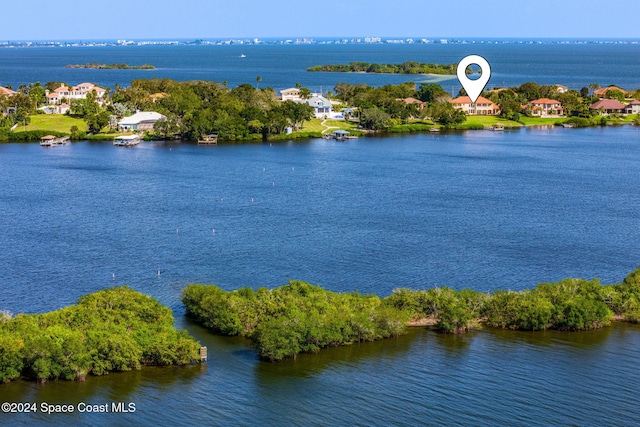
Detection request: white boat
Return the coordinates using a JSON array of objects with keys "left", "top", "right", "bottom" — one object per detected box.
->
[{"left": 113, "top": 135, "right": 141, "bottom": 146}]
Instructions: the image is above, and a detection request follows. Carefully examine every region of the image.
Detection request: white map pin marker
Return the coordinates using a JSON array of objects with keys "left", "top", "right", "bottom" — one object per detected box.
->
[{"left": 457, "top": 55, "right": 491, "bottom": 104}]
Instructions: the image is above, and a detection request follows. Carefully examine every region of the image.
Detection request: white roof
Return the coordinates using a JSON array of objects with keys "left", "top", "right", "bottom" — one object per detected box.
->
[{"left": 118, "top": 111, "right": 165, "bottom": 126}]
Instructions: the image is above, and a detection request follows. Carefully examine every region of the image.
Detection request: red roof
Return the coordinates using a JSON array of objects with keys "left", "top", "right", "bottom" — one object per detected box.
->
[
  {"left": 530, "top": 98, "right": 561, "bottom": 105},
  {"left": 0, "top": 86, "right": 16, "bottom": 96},
  {"left": 589, "top": 99, "right": 626, "bottom": 110},
  {"left": 593, "top": 86, "right": 628, "bottom": 97},
  {"left": 451, "top": 96, "right": 496, "bottom": 105}
]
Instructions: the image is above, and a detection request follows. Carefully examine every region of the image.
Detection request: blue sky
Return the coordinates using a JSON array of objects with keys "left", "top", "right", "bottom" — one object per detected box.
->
[{"left": 3, "top": 0, "right": 640, "bottom": 40}]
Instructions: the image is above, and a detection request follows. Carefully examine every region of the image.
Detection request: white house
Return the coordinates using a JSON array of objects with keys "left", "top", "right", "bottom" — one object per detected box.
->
[
  {"left": 525, "top": 98, "right": 564, "bottom": 117},
  {"left": 46, "top": 82, "right": 107, "bottom": 105},
  {"left": 280, "top": 88, "right": 301, "bottom": 102},
  {"left": 118, "top": 111, "right": 166, "bottom": 131},
  {"left": 305, "top": 95, "right": 333, "bottom": 118},
  {"left": 451, "top": 96, "right": 500, "bottom": 115},
  {"left": 625, "top": 100, "right": 640, "bottom": 115}
]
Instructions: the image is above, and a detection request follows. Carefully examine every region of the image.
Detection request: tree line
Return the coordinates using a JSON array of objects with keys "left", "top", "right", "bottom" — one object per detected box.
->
[
  {"left": 183, "top": 267, "right": 640, "bottom": 362},
  {"left": 2, "top": 78, "right": 640, "bottom": 143},
  {"left": 307, "top": 61, "right": 460, "bottom": 75},
  {"left": 0, "top": 286, "right": 201, "bottom": 383}
]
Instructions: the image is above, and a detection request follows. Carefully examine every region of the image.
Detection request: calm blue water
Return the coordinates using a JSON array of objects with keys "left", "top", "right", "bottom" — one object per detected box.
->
[
  {"left": 1, "top": 126, "right": 640, "bottom": 425},
  {"left": 1, "top": 43, "right": 640, "bottom": 93}
]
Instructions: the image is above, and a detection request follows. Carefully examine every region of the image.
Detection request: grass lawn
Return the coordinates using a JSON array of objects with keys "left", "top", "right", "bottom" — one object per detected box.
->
[
  {"left": 518, "top": 116, "right": 566, "bottom": 126},
  {"left": 463, "top": 115, "right": 522, "bottom": 128},
  {"left": 24, "top": 115, "right": 88, "bottom": 133},
  {"left": 303, "top": 118, "right": 358, "bottom": 133}
]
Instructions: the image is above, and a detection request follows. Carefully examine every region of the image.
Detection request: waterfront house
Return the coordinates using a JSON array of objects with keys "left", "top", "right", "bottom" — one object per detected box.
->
[
  {"left": 524, "top": 98, "right": 564, "bottom": 117},
  {"left": 625, "top": 100, "right": 640, "bottom": 115},
  {"left": 280, "top": 88, "right": 301, "bottom": 102},
  {"left": 118, "top": 111, "right": 166, "bottom": 131},
  {"left": 589, "top": 99, "right": 626, "bottom": 115},
  {"left": 593, "top": 86, "right": 628, "bottom": 98},
  {"left": 45, "top": 82, "right": 107, "bottom": 105},
  {"left": 451, "top": 96, "right": 500, "bottom": 115},
  {"left": 0, "top": 85, "right": 17, "bottom": 96},
  {"left": 305, "top": 95, "right": 333, "bottom": 118}
]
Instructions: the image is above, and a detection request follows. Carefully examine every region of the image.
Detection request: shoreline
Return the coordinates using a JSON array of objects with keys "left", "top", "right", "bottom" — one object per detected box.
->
[{"left": 3, "top": 119, "right": 638, "bottom": 144}]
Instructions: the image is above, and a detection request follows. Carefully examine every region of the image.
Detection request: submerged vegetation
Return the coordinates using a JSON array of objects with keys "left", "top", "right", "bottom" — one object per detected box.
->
[
  {"left": 0, "top": 287, "right": 200, "bottom": 383},
  {"left": 183, "top": 267, "right": 640, "bottom": 362}
]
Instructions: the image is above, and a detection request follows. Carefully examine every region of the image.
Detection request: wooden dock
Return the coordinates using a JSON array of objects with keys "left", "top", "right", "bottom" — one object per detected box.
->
[{"left": 198, "top": 134, "right": 218, "bottom": 145}]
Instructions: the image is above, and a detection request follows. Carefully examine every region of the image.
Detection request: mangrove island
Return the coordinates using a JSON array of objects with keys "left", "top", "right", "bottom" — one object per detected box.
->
[
  {"left": 182, "top": 267, "right": 640, "bottom": 362},
  {"left": 0, "top": 286, "right": 201, "bottom": 383}
]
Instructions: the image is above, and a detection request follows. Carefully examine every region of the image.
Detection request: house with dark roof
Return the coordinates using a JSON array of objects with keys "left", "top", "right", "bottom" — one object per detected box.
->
[
  {"left": 589, "top": 99, "right": 626, "bottom": 115},
  {"left": 451, "top": 96, "right": 500, "bottom": 115}
]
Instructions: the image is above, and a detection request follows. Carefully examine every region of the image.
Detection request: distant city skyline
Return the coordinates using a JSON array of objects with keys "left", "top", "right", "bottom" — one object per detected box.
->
[{"left": 2, "top": 0, "right": 640, "bottom": 41}]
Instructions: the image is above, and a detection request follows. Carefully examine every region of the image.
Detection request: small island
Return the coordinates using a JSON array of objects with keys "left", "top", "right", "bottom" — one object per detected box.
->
[
  {"left": 0, "top": 286, "right": 201, "bottom": 383},
  {"left": 182, "top": 267, "right": 640, "bottom": 362},
  {"left": 65, "top": 63, "right": 156, "bottom": 69},
  {"left": 307, "top": 61, "right": 463, "bottom": 74}
]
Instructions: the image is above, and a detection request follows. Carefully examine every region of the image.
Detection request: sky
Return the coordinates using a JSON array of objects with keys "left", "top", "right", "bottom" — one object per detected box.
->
[{"left": 2, "top": 0, "right": 640, "bottom": 41}]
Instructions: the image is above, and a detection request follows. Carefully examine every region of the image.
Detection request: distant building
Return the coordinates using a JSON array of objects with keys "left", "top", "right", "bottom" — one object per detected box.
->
[
  {"left": 118, "top": 111, "right": 166, "bottom": 131},
  {"left": 45, "top": 82, "right": 107, "bottom": 105},
  {"left": 589, "top": 99, "right": 626, "bottom": 115},
  {"left": 397, "top": 97, "right": 426, "bottom": 110},
  {"left": 0, "top": 85, "right": 17, "bottom": 96},
  {"left": 555, "top": 84, "right": 569, "bottom": 93},
  {"left": 451, "top": 96, "right": 500, "bottom": 115},
  {"left": 280, "top": 88, "right": 301, "bottom": 102},
  {"left": 625, "top": 100, "right": 640, "bottom": 115},
  {"left": 525, "top": 98, "right": 564, "bottom": 117},
  {"left": 148, "top": 92, "right": 168, "bottom": 102},
  {"left": 593, "top": 86, "right": 628, "bottom": 98}
]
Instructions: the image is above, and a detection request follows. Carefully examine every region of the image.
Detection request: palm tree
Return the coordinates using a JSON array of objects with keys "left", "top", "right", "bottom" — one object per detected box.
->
[{"left": 256, "top": 76, "right": 262, "bottom": 89}]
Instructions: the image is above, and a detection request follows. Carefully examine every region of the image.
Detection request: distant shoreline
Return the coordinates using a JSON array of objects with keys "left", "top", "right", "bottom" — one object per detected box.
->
[{"left": 65, "top": 63, "right": 155, "bottom": 70}]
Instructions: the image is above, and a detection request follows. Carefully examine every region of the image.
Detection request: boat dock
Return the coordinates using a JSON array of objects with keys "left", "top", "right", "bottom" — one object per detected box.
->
[
  {"left": 40, "top": 135, "right": 70, "bottom": 146},
  {"left": 113, "top": 135, "right": 141, "bottom": 146},
  {"left": 198, "top": 134, "right": 218, "bottom": 145}
]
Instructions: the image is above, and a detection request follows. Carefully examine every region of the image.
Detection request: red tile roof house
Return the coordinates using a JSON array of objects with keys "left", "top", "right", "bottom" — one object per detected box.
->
[
  {"left": 625, "top": 100, "right": 640, "bottom": 115},
  {"left": 593, "top": 86, "right": 628, "bottom": 98},
  {"left": 589, "top": 99, "right": 626, "bottom": 115},
  {"left": 0, "top": 85, "right": 17, "bottom": 96},
  {"left": 524, "top": 98, "right": 564, "bottom": 117},
  {"left": 451, "top": 96, "right": 500, "bottom": 115},
  {"left": 45, "top": 83, "right": 107, "bottom": 105}
]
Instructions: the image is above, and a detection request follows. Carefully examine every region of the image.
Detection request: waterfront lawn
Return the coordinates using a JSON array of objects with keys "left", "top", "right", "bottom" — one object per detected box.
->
[
  {"left": 459, "top": 115, "right": 522, "bottom": 129},
  {"left": 304, "top": 118, "right": 359, "bottom": 133},
  {"left": 23, "top": 114, "right": 88, "bottom": 133},
  {"left": 518, "top": 116, "right": 566, "bottom": 126}
]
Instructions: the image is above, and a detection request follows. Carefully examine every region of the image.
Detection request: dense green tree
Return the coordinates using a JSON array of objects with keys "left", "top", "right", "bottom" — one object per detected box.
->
[
  {"left": 360, "top": 108, "right": 392, "bottom": 130},
  {"left": 417, "top": 83, "right": 448, "bottom": 103}
]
